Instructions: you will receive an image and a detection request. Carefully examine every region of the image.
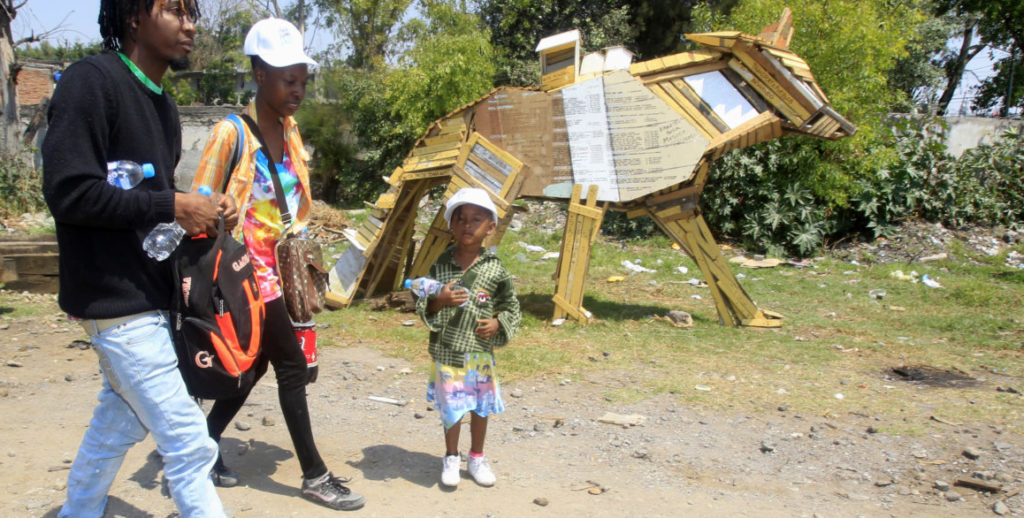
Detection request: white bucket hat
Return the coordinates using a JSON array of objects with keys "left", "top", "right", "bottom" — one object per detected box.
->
[
  {"left": 244, "top": 18, "right": 318, "bottom": 68},
  {"left": 444, "top": 188, "right": 498, "bottom": 227}
]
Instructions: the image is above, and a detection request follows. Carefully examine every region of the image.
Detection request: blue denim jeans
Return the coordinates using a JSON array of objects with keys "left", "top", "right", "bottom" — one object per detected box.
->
[{"left": 60, "top": 312, "right": 224, "bottom": 518}]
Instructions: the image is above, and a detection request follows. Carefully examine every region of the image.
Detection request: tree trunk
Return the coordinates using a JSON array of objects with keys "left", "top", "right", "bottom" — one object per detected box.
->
[
  {"left": 937, "top": 19, "right": 984, "bottom": 115},
  {"left": 0, "top": 2, "right": 22, "bottom": 157}
]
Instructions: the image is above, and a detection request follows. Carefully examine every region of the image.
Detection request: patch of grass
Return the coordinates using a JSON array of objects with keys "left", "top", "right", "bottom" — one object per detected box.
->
[{"left": 315, "top": 227, "right": 1024, "bottom": 435}]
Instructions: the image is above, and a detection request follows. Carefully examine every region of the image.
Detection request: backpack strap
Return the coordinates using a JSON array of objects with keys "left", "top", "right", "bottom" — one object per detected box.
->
[{"left": 221, "top": 114, "right": 246, "bottom": 194}]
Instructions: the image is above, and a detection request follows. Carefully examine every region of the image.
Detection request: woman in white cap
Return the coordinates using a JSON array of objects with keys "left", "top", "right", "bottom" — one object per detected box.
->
[{"left": 191, "top": 18, "right": 364, "bottom": 511}]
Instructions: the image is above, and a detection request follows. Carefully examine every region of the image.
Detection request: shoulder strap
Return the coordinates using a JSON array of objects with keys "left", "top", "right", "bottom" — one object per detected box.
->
[
  {"left": 222, "top": 114, "right": 245, "bottom": 194},
  {"left": 238, "top": 114, "right": 292, "bottom": 229}
]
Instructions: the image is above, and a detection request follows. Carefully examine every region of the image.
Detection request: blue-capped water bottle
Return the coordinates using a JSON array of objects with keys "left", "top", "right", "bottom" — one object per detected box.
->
[
  {"left": 143, "top": 185, "right": 212, "bottom": 261},
  {"left": 107, "top": 160, "right": 154, "bottom": 189},
  {"left": 404, "top": 277, "right": 443, "bottom": 298}
]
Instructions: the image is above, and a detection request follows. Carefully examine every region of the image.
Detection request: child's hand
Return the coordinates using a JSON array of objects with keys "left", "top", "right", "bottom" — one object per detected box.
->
[
  {"left": 438, "top": 280, "right": 469, "bottom": 307},
  {"left": 475, "top": 318, "right": 499, "bottom": 339}
]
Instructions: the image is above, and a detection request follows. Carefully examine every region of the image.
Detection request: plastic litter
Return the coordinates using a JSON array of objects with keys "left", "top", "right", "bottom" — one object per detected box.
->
[
  {"left": 518, "top": 241, "right": 546, "bottom": 253},
  {"left": 621, "top": 259, "right": 656, "bottom": 273},
  {"left": 921, "top": 274, "right": 942, "bottom": 288}
]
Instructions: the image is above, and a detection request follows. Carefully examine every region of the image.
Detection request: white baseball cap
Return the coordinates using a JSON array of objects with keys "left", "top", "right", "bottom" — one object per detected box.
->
[
  {"left": 444, "top": 188, "right": 498, "bottom": 227},
  {"left": 244, "top": 18, "right": 317, "bottom": 68}
]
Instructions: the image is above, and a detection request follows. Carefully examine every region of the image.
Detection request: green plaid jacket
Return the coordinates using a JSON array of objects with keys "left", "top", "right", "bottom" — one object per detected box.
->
[{"left": 416, "top": 246, "right": 521, "bottom": 367}]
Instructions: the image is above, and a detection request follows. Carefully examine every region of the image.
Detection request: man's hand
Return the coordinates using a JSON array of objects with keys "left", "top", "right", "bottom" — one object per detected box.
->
[
  {"left": 174, "top": 191, "right": 220, "bottom": 236},
  {"left": 212, "top": 192, "right": 239, "bottom": 231}
]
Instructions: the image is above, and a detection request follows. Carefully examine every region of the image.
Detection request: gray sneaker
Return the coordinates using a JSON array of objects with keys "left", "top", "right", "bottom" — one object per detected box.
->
[
  {"left": 301, "top": 472, "right": 366, "bottom": 511},
  {"left": 211, "top": 462, "right": 240, "bottom": 488}
]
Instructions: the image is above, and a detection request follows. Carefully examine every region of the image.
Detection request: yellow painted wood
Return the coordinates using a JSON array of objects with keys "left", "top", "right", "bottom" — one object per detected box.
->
[
  {"left": 403, "top": 149, "right": 461, "bottom": 170},
  {"left": 410, "top": 138, "right": 463, "bottom": 158},
  {"left": 396, "top": 168, "right": 455, "bottom": 183},
  {"left": 640, "top": 61, "right": 726, "bottom": 85},
  {"left": 541, "top": 67, "right": 575, "bottom": 91},
  {"left": 685, "top": 32, "right": 741, "bottom": 49},
  {"left": 648, "top": 207, "right": 778, "bottom": 327},
  {"left": 387, "top": 167, "right": 404, "bottom": 186},
  {"left": 726, "top": 59, "right": 807, "bottom": 124},
  {"left": 374, "top": 193, "right": 397, "bottom": 209},
  {"left": 552, "top": 185, "right": 602, "bottom": 324},
  {"left": 732, "top": 41, "right": 815, "bottom": 119},
  {"left": 630, "top": 51, "right": 720, "bottom": 78}
]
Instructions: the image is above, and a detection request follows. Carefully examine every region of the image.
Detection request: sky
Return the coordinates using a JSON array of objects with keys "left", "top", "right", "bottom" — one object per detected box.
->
[
  {"left": 14, "top": 0, "right": 1001, "bottom": 115},
  {"left": 14, "top": 0, "right": 101, "bottom": 45}
]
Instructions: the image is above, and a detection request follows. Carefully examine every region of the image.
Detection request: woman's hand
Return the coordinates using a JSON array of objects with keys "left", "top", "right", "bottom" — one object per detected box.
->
[{"left": 213, "top": 192, "right": 239, "bottom": 231}]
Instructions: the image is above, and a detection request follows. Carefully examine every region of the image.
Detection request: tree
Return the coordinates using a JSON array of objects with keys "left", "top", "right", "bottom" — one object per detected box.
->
[
  {"left": 385, "top": 0, "right": 495, "bottom": 134},
  {"left": 887, "top": 9, "right": 956, "bottom": 113},
  {"left": 478, "top": 0, "right": 635, "bottom": 86},
  {"left": 933, "top": 0, "right": 1024, "bottom": 115},
  {"left": 313, "top": 0, "right": 412, "bottom": 68},
  {"left": 1, "top": 0, "right": 23, "bottom": 156}
]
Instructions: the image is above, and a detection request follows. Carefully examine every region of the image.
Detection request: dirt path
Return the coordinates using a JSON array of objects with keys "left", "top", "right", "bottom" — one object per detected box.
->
[{"left": 1, "top": 299, "right": 1019, "bottom": 517}]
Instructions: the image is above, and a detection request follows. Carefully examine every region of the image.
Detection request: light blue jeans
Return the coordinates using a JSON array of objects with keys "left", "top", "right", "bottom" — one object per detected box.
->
[{"left": 60, "top": 312, "right": 224, "bottom": 518}]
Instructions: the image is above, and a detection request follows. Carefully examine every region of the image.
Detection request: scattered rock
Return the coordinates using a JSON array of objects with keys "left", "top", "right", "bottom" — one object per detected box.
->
[
  {"left": 533, "top": 497, "right": 549, "bottom": 506},
  {"left": 262, "top": 416, "right": 276, "bottom": 427},
  {"left": 993, "top": 500, "right": 1009, "bottom": 516},
  {"left": 962, "top": 447, "right": 982, "bottom": 460},
  {"left": 234, "top": 421, "right": 251, "bottom": 431},
  {"left": 596, "top": 412, "right": 645, "bottom": 427},
  {"left": 934, "top": 480, "right": 951, "bottom": 491},
  {"left": 667, "top": 310, "right": 692, "bottom": 326}
]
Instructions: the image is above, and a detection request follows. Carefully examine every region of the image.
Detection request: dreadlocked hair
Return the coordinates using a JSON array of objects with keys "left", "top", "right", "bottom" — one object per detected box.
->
[{"left": 99, "top": 0, "right": 202, "bottom": 52}]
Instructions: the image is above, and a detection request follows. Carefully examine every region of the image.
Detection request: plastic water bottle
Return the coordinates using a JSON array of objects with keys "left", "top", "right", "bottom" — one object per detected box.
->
[
  {"left": 143, "top": 185, "right": 213, "bottom": 261},
  {"left": 107, "top": 160, "right": 154, "bottom": 189},
  {"left": 405, "top": 277, "right": 469, "bottom": 306},
  {"left": 405, "top": 277, "right": 443, "bottom": 298}
]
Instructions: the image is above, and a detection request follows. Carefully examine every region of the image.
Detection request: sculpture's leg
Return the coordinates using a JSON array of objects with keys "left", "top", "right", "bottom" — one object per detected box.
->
[
  {"left": 650, "top": 207, "right": 783, "bottom": 327},
  {"left": 360, "top": 178, "right": 444, "bottom": 296},
  {"left": 552, "top": 184, "right": 605, "bottom": 324}
]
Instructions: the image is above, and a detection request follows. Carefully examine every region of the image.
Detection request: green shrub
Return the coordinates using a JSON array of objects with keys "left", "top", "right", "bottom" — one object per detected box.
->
[
  {"left": 0, "top": 154, "right": 46, "bottom": 218},
  {"left": 956, "top": 126, "right": 1024, "bottom": 229}
]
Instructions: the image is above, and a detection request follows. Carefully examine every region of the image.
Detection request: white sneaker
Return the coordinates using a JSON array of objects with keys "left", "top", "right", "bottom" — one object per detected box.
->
[
  {"left": 467, "top": 454, "right": 496, "bottom": 486},
  {"left": 441, "top": 454, "right": 461, "bottom": 487}
]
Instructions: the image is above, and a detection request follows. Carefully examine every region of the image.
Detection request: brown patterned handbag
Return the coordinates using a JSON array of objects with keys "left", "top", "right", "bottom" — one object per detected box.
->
[
  {"left": 275, "top": 237, "right": 328, "bottom": 323},
  {"left": 236, "top": 114, "right": 328, "bottom": 323}
]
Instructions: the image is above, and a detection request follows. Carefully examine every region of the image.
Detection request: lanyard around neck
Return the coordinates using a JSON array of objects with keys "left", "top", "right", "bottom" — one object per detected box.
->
[{"left": 117, "top": 52, "right": 163, "bottom": 94}]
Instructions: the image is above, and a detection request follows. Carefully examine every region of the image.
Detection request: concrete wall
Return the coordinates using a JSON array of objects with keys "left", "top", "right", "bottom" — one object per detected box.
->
[
  {"left": 944, "top": 116, "right": 1024, "bottom": 157},
  {"left": 176, "top": 106, "right": 242, "bottom": 189}
]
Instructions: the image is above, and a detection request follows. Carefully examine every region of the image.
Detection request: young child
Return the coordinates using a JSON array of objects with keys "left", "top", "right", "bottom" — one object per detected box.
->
[{"left": 416, "top": 187, "right": 521, "bottom": 488}]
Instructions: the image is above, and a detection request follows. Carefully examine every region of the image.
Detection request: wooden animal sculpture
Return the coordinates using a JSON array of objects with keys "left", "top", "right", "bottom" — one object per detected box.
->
[{"left": 328, "top": 9, "right": 855, "bottom": 327}]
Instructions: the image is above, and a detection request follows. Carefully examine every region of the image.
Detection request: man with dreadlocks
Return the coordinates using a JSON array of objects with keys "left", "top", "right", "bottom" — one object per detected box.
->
[{"left": 42, "top": 1, "right": 232, "bottom": 516}]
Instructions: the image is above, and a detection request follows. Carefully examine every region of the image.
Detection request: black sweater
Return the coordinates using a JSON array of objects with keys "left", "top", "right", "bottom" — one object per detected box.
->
[{"left": 42, "top": 53, "right": 179, "bottom": 319}]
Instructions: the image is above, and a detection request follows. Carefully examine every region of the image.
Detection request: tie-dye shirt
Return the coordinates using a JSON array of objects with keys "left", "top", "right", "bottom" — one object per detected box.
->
[{"left": 244, "top": 148, "right": 304, "bottom": 301}]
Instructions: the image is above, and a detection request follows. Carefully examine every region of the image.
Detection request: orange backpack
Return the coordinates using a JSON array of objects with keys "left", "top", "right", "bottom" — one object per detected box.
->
[{"left": 172, "top": 216, "right": 265, "bottom": 399}]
